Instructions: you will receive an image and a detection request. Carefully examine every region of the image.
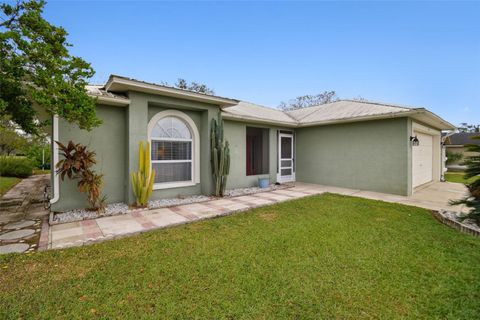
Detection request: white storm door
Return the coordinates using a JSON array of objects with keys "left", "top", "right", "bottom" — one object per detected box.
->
[{"left": 278, "top": 133, "right": 295, "bottom": 183}]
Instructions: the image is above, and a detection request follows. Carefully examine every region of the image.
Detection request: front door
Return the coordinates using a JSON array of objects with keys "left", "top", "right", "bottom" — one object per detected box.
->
[{"left": 277, "top": 133, "right": 295, "bottom": 183}]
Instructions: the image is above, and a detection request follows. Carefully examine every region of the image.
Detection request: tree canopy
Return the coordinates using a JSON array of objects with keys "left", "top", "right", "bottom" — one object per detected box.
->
[
  {"left": 458, "top": 123, "right": 480, "bottom": 133},
  {"left": 171, "top": 78, "right": 215, "bottom": 95},
  {"left": 0, "top": 0, "right": 100, "bottom": 134},
  {"left": 279, "top": 91, "right": 338, "bottom": 111}
]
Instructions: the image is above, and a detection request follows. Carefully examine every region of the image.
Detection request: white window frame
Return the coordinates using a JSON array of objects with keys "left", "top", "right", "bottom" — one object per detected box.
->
[{"left": 147, "top": 110, "right": 200, "bottom": 189}]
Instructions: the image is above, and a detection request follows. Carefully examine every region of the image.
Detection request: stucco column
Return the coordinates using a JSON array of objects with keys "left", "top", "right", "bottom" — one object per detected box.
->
[
  {"left": 125, "top": 92, "right": 149, "bottom": 204},
  {"left": 200, "top": 109, "right": 215, "bottom": 195}
]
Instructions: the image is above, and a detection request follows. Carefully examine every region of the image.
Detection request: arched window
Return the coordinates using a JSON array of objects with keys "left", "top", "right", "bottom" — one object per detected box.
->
[{"left": 148, "top": 110, "right": 200, "bottom": 188}]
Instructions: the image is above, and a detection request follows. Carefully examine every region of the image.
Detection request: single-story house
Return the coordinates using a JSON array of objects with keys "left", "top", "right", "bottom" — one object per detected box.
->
[
  {"left": 49, "top": 75, "right": 455, "bottom": 211},
  {"left": 444, "top": 132, "right": 480, "bottom": 171}
]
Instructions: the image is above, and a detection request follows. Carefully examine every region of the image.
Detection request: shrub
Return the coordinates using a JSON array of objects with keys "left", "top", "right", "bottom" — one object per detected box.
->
[
  {"left": 25, "top": 145, "right": 51, "bottom": 169},
  {"left": 446, "top": 151, "right": 463, "bottom": 165},
  {"left": 56, "top": 141, "right": 105, "bottom": 211},
  {"left": 450, "top": 137, "right": 480, "bottom": 225},
  {"left": 0, "top": 156, "right": 34, "bottom": 178}
]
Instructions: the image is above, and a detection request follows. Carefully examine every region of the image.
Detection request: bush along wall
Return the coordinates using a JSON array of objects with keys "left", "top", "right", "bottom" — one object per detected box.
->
[{"left": 0, "top": 156, "right": 34, "bottom": 178}]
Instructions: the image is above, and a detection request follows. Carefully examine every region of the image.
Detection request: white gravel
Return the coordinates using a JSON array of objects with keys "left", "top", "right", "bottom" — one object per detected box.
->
[
  {"left": 52, "top": 184, "right": 290, "bottom": 224},
  {"left": 224, "top": 184, "right": 286, "bottom": 197},
  {"left": 148, "top": 195, "right": 213, "bottom": 209},
  {"left": 52, "top": 202, "right": 129, "bottom": 224},
  {"left": 440, "top": 210, "right": 480, "bottom": 232}
]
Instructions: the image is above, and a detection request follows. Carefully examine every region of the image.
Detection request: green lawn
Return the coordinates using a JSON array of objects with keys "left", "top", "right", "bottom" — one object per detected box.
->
[
  {"left": 0, "top": 176, "right": 20, "bottom": 196},
  {"left": 1, "top": 194, "right": 479, "bottom": 319},
  {"left": 445, "top": 172, "right": 478, "bottom": 184}
]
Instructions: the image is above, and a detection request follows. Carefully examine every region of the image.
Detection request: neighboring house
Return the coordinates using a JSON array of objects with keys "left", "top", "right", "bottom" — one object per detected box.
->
[
  {"left": 444, "top": 132, "right": 480, "bottom": 171},
  {"left": 49, "top": 75, "right": 455, "bottom": 211}
]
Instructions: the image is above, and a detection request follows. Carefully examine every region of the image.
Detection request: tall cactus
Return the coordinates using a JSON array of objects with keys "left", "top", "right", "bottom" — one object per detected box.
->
[
  {"left": 131, "top": 141, "right": 155, "bottom": 207},
  {"left": 211, "top": 111, "right": 230, "bottom": 196}
]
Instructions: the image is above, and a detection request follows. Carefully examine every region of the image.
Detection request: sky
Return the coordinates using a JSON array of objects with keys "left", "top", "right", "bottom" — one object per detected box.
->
[{"left": 43, "top": 1, "right": 480, "bottom": 126}]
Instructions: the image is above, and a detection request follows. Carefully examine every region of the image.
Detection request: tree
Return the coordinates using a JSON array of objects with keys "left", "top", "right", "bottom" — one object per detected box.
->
[
  {"left": 279, "top": 91, "right": 338, "bottom": 111},
  {"left": 0, "top": 0, "right": 100, "bottom": 134},
  {"left": 458, "top": 123, "right": 480, "bottom": 133},
  {"left": 450, "top": 136, "right": 480, "bottom": 225},
  {"left": 0, "top": 116, "right": 28, "bottom": 155},
  {"left": 173, "top": 78, "right": 215, "bottom": 95}
]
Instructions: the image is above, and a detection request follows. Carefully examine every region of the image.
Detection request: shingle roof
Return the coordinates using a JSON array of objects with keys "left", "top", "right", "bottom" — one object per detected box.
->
[
  {"left": 286, "top": 99, "right": 416, "bottom": 124},
  {"left": 444, "top": 133, "right": 480, "bottom": 146}
]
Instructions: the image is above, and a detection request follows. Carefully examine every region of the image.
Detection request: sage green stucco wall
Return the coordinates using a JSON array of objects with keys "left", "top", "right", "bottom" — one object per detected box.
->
[
  {"left": 295, "top": 118, "right": 410, "bottom": 195},
  {"left": 51, "top": 105, "right": 126, "bottom": 211},
  {"left": 224, "top": 120, "right": 292, "bottom": 188},
  {"left": 125, "top": 92, "right": 220, "bottom": 202}
]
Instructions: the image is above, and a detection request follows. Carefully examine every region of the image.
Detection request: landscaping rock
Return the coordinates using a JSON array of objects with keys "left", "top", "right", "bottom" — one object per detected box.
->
[
  {"left": 3, "top": 220, "right": 36, "bottom": 230},
  {"left": 0, "top": 229, "right": 35, "bottom": 240},
  {"left": 0, "top": 243, "right": 29, "bottom": 254}
]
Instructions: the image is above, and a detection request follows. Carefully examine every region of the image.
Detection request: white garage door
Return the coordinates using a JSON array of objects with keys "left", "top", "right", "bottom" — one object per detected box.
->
[{"left": 412, "top": 132, "right": 433, "bottom": 188}]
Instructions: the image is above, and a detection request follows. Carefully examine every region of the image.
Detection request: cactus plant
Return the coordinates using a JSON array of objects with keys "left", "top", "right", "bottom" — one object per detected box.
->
[
  {"left": 131, "top": 141, "right": 155, "bottom": 207},
  {"left": 211, "top": 111, "right": 230, "bottom": 196}
]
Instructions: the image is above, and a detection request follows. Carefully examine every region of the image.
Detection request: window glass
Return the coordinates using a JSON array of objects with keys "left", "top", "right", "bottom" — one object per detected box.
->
[
  {"left": 246, "top": 127, "right": 269, "bottom": 176},
  {"left": 150, "top": 116, "right": 193, "bottom": 184}
]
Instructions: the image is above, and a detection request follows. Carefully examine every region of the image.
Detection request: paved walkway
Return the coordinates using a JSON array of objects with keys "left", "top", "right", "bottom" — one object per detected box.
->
[
  {"left": 0, "top": 174, "right": 50, "bottom": 254},
  {"left": 47, "top": 181, "right": 468, "bottom": 250}
]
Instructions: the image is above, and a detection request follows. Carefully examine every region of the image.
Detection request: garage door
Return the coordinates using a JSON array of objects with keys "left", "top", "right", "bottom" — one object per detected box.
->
[{"left": 412, "top": 132, "right": 433, "bottom": 188}]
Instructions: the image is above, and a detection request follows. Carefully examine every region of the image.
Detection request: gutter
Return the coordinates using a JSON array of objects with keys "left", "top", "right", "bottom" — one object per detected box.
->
[
  {"left": 221, "top": 112, "right": 298, "bottom": 127},
  {"left": 50, "top": 115, "right": 60, "bottom": 204},
  {"left": 105, "top": 75, "right": 238, "bottom": 107},
  {"left": 94, "top": 95, "right": 130, "bottom": 107}
]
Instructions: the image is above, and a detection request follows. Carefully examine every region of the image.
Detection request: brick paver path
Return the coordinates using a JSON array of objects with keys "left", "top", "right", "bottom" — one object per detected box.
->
[{"left": 48, "top": 184, "right": 323, "bottom": 250}]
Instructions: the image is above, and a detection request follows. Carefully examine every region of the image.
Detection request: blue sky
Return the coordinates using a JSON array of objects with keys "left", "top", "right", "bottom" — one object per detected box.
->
[{"left": 44, "top": 1, "right": 479, "bottom": 126}]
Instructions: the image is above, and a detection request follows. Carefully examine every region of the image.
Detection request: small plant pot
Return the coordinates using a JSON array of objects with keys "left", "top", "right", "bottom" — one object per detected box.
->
[{"left": 258, "top": 178, "right": 269, "bottom": 189}]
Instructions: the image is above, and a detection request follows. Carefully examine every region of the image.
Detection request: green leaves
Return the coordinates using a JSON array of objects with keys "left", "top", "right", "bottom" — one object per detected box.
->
[
  {"left": 449, "top": 136, "right": 480, "bottom": 225},
  {"left": 0, "top": 0, "right": 100, "bottom": 134},
  {"left": 56, "top": 140, "right": 104, "bottom": 211}
]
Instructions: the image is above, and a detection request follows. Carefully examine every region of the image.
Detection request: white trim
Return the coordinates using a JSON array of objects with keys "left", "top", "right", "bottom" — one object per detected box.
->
[
  {"left": 147, "top": 110, "right": 200, "bottom": 189},
  {"left": 50, "top": 115, "right": 60, "bottom": 204},
  {"left": 411, "top": 121, "right": 442, "bottom": 193},
  {"left": 277, "top": 132, "right": 295, "bottom": 183},
  {"left": 152, "top": 181, "right": 196, "bottom": 190}
]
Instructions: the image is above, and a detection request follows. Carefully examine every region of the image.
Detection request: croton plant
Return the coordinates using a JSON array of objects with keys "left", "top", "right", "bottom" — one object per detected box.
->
[{"left": 55, "top": 141, "right": 105, "bottom": 211}]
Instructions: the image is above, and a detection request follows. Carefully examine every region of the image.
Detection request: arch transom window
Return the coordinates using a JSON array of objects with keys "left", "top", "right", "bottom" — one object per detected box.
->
[{"left": 149, "top": 115, "right": 195, "bottom": 186}]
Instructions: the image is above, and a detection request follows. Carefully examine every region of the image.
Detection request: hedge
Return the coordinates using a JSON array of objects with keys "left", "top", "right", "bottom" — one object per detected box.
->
[{"left": 0, "top": 156, "right": 34, "bottom": 178}]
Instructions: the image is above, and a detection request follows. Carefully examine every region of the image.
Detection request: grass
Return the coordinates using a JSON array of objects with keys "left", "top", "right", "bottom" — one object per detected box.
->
[
  {"left": 445, "top": 172, "right": 478, "bottom": 184},
  {"left": 1, "top": 194, "right": 479, "bottom": 319},
  {"left": 0, "top": 176, "right": 20, "bottom": 196}
]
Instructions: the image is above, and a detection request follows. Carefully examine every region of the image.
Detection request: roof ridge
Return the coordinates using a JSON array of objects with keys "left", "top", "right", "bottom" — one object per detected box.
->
[
  {"left": 289, "top": 101, "right": 340, "bottom": 121},
  {"left": 234, "top": 100, "right": 299, "bottom": 122},
  {"left": 340, "top": 99, "right": 418, "bottom": 110}
]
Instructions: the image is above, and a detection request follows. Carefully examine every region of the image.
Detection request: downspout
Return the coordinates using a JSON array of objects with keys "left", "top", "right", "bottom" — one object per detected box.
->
[{"left": 50, "top": 115, "right": 60, "bottom": 204}]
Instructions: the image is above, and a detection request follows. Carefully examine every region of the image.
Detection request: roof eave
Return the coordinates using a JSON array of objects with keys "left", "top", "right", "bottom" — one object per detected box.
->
[
  {"left": 90, "top": 95, "right": 131, "bottom": 107},
  {"left": 221, "top": 112, "right": 298, "bottom": 127},
  {"left": 105, "top": 75, "right": 238, "bottom": 107},
  {"left": 296, "top": 109, "right": 455, "bottom": 130}
]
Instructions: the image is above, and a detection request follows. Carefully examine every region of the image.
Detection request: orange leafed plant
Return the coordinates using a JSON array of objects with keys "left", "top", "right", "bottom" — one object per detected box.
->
[{"left": 56, "top": 141, "right": 105, "bottom": 211}]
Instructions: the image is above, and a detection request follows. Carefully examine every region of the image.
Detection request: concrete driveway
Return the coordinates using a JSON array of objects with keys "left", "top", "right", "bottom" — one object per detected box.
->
[{"left": 296, "top": 181, "right": 469, "bottom": 213}]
